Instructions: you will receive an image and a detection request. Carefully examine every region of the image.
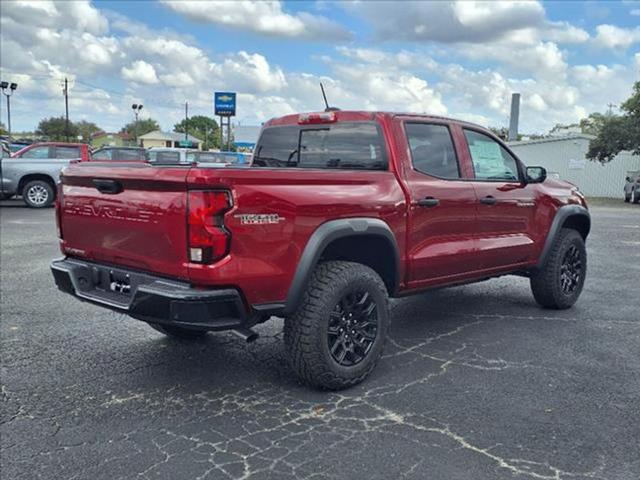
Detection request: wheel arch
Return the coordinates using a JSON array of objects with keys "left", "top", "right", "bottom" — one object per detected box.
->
[
  {"left": 18, "top": 174, "right": 57, "bottom": 195},
  {"left": 284, "top": 218, "right": 400, "bottom": 315},
  {"left": 536, "top": 205, "right": 590, "bottom": 269}
]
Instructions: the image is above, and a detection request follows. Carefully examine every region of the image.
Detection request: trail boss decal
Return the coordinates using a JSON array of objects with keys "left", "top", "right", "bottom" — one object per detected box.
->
[{"left": 234, "top": 213, "right": 285, "bottom": 225}]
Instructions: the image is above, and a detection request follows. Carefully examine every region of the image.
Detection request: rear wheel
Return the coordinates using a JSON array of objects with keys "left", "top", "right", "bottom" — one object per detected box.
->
[
  {"left": 22, "top": 180, "right": 54, "bottom": 208},
  {"left": 284, "top": 261, "right": 389, "bottom": 390},
  {"left": 147, "top": 323, "right": 208, "bottom": 339},
  {"left": 530, "top": 228, "right": 586, "bottom": 309}
]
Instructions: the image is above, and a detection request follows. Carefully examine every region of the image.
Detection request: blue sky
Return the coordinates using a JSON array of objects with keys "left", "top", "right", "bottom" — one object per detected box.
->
[{"left": 1, "top": 1, "right": 639, "bottom": 134}]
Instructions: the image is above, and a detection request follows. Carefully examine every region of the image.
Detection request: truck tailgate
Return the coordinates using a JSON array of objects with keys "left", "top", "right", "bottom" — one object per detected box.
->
[{"left": 59, "top": 163, "right": 190, "bottom": 280}]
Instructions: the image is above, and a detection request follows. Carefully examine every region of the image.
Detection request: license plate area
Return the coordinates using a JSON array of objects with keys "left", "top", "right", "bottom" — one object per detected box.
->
[
  {"left": 108, "top": 270, "right": 132, "bottom": 296},
  {"left": 72, "top": 264, "right": 146, "bottom": 308}
]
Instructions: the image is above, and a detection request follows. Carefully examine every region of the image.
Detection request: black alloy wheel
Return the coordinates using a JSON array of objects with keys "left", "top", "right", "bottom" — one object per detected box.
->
[
  {"left": 559, "top": 245, "right": 582, "bottom": 295},
  {"left": 327, "top": 290, "right": 378, "bottom": 367}
]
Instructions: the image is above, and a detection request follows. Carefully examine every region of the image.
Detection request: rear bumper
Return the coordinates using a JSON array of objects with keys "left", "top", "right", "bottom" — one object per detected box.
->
[{"left": 50, "top": 258, "right": 248, "bottom": 331}]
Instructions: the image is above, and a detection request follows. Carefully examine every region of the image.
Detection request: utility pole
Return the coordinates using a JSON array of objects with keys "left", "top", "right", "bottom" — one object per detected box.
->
[
  {"left": 184, "top": 101, "right": 188, "bottom": 142},
  {"left": 606, "top": 103, "right": 617, "bottom": 116},
  {"left": 63, "top": 77, "right": 69, "bottom": 142}
]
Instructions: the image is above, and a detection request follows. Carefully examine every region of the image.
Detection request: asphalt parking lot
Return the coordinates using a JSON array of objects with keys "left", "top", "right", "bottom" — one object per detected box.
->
[{"left": 1, "top": 200, "right": 639, "bottom": 480}]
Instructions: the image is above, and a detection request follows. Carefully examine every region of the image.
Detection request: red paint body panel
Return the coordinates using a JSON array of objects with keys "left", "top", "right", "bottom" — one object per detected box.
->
[{"left": 56, "top": 111, "right": 586, "bottom": 309}]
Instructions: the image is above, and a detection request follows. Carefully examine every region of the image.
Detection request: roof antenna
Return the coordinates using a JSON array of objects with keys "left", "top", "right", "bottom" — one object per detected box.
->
[{"left": 320, "top": 82, "right": 340, "bottom": 112}]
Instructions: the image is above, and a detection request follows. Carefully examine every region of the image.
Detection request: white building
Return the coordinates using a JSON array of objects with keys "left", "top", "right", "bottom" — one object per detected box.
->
[{"left": 508, "top": 135, "right": 640, "bottom": 198}]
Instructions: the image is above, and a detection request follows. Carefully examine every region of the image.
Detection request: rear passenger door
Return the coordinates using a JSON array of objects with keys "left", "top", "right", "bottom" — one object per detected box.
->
[
  {"left": 398, "top": 120, "right": 480, "bottom": 285},
  {"left": 461, "top": 128, "right": 537, "bottom": 269}
]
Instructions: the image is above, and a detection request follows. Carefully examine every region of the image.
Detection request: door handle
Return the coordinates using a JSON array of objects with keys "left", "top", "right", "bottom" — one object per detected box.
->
[
  {"left": 92, "top": 178, "right": 123, "bottom": 194},
  {"left": 417, "top": 197, "right": 439, "bottom": 207},
  {"left": 480, "top": 195, "right": 497, "bottom": 205}
]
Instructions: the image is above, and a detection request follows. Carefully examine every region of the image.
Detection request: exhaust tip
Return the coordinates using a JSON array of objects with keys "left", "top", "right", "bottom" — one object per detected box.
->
[{"left": 232, "top": 328, "right": 259, "bottom": 343}]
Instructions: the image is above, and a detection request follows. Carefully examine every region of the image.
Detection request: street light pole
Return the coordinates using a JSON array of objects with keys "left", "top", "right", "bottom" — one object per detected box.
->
[
  {"left": 131, "top": 104, "right": 143, "bottom": 146},
  {"left": 1, "top": 81, "right": 18, "bottom": 138}
]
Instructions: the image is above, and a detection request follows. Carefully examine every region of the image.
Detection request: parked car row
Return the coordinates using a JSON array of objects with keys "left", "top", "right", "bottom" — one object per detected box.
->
[{"left": 0, "top": 142, "right": 252, "bottom": 208}]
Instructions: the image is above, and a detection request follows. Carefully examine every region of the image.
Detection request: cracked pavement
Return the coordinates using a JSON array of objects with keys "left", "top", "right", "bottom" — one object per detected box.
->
[{"left": 1, "top": 200, "right": 639, "bottom": 479}]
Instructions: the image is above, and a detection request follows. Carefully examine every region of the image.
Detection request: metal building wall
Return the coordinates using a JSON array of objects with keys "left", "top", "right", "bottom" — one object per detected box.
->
[{"left": 509, "top": 136, "right": 640, "bottom": 198}]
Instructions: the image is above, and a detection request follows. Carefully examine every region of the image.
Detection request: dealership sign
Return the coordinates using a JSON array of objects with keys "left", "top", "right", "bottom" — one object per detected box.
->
[{"left": 214, "top": 92, "right": 236, "bottom": 117}]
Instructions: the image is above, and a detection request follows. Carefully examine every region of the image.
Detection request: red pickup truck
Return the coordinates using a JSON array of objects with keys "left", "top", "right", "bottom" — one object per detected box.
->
[{"left": 51, "top": 111, "right": 590, "bottom": 389}]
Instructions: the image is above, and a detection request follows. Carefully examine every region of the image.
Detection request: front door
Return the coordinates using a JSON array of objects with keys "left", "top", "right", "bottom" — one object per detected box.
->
[
  {"left": 459, "top": 127, "right": 537, "bottom": 270},
  {"left": 397, "top": 120, "right": 479, "bottom": 287}
]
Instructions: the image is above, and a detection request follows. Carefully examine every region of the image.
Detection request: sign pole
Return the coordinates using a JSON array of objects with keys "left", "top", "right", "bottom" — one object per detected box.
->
[
  {"left": 214, "top": 92, "right": 236, "bottom": 152},
  {"left": 219, "top": 116, "right": 223, "bottom": 150}
]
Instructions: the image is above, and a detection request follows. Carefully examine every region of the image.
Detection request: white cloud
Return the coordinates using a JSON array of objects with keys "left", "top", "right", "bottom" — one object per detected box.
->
[
  {"left": 160, "top": 0, "right": 351, "bottom": 41},
  {"left": 121, "top": 60, "right": 159, "bottom": 84},
  {"left": 214, "top": 52, "right": 287, "bottom": 93},
  {"left": 543, "top": 21, "right": 590, "bottom": 43},
  {"left": 346, "top": 0, "right": 545, "bottom": 43},
  {"left": 0, "top": 0, "right": 637, "bottom": 137},
  {"left": 594, "top": 24, "right": 640, "bottom": 49}
]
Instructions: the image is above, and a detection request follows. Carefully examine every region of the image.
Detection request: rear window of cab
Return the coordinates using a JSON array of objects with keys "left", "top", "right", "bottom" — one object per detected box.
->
[{"left": 253, "top": 122, "right": 387, "bottom": 170}]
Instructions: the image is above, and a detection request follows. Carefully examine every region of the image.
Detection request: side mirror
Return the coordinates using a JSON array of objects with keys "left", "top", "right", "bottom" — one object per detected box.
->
[{"left": 525, "top": 166, "right": 547, "bottom": 184}]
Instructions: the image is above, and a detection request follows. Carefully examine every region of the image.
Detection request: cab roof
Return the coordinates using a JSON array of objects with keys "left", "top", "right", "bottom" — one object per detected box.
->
[{"left": 263, "top": 110, "right": 488, "bottom": 131}]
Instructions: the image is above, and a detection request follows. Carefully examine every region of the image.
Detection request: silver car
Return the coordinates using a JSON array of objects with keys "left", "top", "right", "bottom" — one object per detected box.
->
[{"left": 0, "top": 143, "right": 86, "bottom": 207}]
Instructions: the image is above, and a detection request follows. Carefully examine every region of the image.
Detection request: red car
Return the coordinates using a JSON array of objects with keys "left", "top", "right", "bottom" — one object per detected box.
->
[{"left": 51, "top": 111, "right": 590, "bottom": 389}]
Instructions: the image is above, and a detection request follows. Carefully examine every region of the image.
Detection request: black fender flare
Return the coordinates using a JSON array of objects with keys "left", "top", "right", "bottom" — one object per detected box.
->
[
  {"left": 283, "top": 218, "right": 400, "bottom": 315},
  {"left": 536, "top": 205, "right": 590, "bottom": 269}
]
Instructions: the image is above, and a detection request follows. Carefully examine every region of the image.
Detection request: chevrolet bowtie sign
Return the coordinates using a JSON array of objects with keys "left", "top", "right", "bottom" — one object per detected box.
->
[{"left": 214, "top": 92, "right": 236, "bottom": 117}]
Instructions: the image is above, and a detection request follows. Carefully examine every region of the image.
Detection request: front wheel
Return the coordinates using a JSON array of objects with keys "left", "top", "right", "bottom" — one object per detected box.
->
[
  {"left": 284, "top": 261, "right": 390, "bottom": 390},
  {"left": 22, "top": 180, "right": 54, "bottom": 208},
  {"left": 530, "top": 228, "right": 586, "bottom": 309}
]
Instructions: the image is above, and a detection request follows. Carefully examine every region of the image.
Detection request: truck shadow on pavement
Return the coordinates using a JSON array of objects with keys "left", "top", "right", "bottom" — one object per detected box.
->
[{"left": 112, "top": 279, "right": 570, "bottom": 397}]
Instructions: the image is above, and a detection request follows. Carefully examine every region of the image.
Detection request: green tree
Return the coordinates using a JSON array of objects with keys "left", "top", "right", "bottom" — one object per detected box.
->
[
  {"left": 579, "top": 113, "right": 607, "bottom": 136},
  {"left": 76, "top": 120, "right": 102, "bottom": 142},
  {"left": 174, "top": 115, "right": 219, "bottom": 150},
  {"left": 120, "top": 118, "right": 160, "bottom": 139},
  {"left": 0, "top": 121, "right": 7, "bottom": 136},
  {"left": 587, "top": 82, "right": 640, "bottom": 163},
  {"left": 488, "top": 126, "right": 509, "bottom": 140},
  {"left": 35, "top": 117, "right": 79, "bottom": 141}
]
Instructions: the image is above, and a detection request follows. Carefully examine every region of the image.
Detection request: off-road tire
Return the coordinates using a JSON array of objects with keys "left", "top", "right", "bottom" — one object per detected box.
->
[
  {"left": 147, "top": 322, "right": 208, "bottom": 339},
  {"left": 22, "top": 180, "right": 54, "bottom": 208},
  {"left": 284, "top": 261, "right": 389, "bottom": 390},
  {"left": 530, "top": 228, "right": 586, "bottom": 309}
]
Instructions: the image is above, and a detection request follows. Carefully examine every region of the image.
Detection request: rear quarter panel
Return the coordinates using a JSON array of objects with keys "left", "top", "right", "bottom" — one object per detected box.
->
[{"left": 187, "top": 167, "right": 407, "bottom": 305}]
